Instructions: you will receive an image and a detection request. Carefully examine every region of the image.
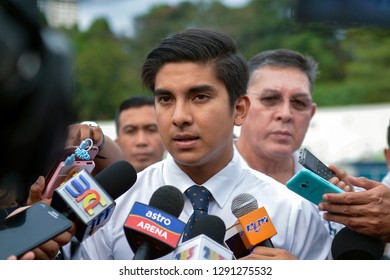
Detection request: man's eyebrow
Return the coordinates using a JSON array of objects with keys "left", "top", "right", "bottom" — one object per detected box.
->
[
  {"left": 251, "top": 89, "right": 311, "bottom": 98},
  {"left": 188, "top": 84, "right": 217, "bottom": 94},
  {"left": 250, "top": 89, "right": 281, "bottom": 96},
  {"left": 154, "top": 88, "right": 171, "bottom": 96},
  {"left": 155, "top": 85, "right": 217, "bottom": 95},
  {"left": 122, "top": 124, "right": 137, "bottom": 131}
]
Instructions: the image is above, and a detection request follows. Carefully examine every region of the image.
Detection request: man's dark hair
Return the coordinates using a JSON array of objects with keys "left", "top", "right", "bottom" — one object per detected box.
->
[
  {"left": 115, "top": 95, "right": 154, "bottom": 135},
  {"left": 248, "top": 49, "right": 319, "bottom": 94},
  {"left": 141, "top": 28, "right": 248, "bottom": 108}
]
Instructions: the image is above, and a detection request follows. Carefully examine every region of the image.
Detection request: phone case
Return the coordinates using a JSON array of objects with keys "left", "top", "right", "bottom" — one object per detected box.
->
[
  {"left": 0, "top": 202, "right": 72, "bottom": 259},
  {"left": 286, "top": 169, "right": 344, "bottom": 205},
  {"left": 42, "top": 160, "right": 95, "bottom": 199}
]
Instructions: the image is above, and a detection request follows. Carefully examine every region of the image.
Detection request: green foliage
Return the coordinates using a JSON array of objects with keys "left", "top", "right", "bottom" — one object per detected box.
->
[{"left": 63, "top": 0, "right": 390, "bottom": 120}]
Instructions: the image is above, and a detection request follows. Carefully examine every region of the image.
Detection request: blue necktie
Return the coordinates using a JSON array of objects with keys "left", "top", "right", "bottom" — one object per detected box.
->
[{"left": 182, "top": 185, "right": 211, "bottom": 242}]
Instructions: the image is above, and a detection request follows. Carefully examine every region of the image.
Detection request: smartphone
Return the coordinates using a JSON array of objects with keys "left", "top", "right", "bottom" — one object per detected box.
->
[
  {"left": 286, "top": 169, "right": 344, "bottom": 205},
  {"left": 0, "top": 202, "right": 72, "bottom": 259},
  {"left": 42, "top": 160, "right": 95, "bottom": 199},
  {"left": 298, "top": 148, "right": 336, "bottom": 180}
]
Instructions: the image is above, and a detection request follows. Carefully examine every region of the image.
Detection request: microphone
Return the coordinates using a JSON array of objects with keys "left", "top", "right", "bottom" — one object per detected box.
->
[
  {"left": 51, "top": 160, "right": 137, "bottom": 242},
  {"left": 225, "top": 193, "right": 277, "bottom": 258},
  {"left": 331, "top": 227, "right": 385, "bottom": 260},
  {"left": 123, "top": 185, "right": 186, "bottom": 260},
  {"left": 174, "top": 215, "right": 233, "bottom": 260}
]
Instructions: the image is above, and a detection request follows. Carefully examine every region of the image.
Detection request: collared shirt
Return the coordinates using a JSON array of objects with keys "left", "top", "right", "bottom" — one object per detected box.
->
[
  {"left": 234, "top": 143, "right": 343, "bottom": 239},
  {"left": 382, "top": 170, "right": 390, "bottom": 188},
  {"left": 381, "top": 170, "right": 390, "bottom": 258},
  {"left": 81, "top": 149, "right": 331, "bottom": 260}
]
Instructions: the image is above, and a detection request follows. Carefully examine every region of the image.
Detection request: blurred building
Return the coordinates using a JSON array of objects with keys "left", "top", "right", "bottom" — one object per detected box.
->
[{"left": 38, "top": 0, "right": 78, "bottom": 29}]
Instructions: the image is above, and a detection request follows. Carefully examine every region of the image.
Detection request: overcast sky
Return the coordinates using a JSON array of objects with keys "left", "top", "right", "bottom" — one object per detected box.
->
[{"left": 78, "top": 0, "right": 250, "bottom": 37}]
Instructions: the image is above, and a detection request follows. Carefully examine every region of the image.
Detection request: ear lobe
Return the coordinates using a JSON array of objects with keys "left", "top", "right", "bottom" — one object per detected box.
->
[{"left": 233, "top": 95, "right": 251, "bottom": 126}]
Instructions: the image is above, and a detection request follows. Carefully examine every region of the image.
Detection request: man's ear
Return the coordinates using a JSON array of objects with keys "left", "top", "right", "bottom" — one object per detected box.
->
[
  {"left": 310, "top": 102, "right": 317, "bottom": 119},
  {"left": 233, "top": 95, "right": 251, "bottom": 126}
]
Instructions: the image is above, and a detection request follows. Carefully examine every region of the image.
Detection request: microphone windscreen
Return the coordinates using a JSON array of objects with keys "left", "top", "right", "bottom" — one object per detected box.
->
[
  {"left": 148, "top": 185, "right": 184, "bottom": 217},
  {"left": 189, "top": 215, "right": 226, "bottom": 245},
  {"left": 94, "top": 161, "right": 137, "bottom": 200},
  {"left": 231, "top": 193, "right": 258, "bottom": 218},
  {"left": 331, "top": 227, "right": 385, "bottom": 260}
]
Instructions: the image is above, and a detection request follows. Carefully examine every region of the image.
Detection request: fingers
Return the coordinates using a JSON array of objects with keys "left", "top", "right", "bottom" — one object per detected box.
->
[
  {"left": 27, "top": 176, "right": 46, "bottom": 205},
  {"left": 328, "top": 177, "right": 348, "bottom": 192},
  {"left": 328, "top": 165, "right": 354, "bottom": 192},
  {"left": 65, "top": 123, "right": 104, "bottom": 149},
  {"left": 239, "top": 246, "right": 298, "bottom": 260},
  {"left": 52, "top": 223, "right": 76, "bottom": 247},
  {"left": 63, "top": 166, "right": 80, "bottom": 182},
  {"left": 32, "top": 240, "right": 60, "bottom": 260},
  {"left": 348, "top": 176, "right": 381, "bottom": 191},
  {"left": 7, "top": 251, "right": 35, "bottom": 260},
  {"left": 90, "top": 126, "right": 104, "bottom": 149}
]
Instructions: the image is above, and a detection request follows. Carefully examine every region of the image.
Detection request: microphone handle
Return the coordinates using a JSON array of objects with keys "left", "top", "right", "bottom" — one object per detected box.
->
[{"left": 133, "top": 241, "right": 151, "bottom": 260}]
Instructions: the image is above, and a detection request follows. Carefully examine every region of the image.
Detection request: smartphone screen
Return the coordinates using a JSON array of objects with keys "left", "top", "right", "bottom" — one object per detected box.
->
[{"left": 0, "top": 202, "right": 72, "bottom": 259}]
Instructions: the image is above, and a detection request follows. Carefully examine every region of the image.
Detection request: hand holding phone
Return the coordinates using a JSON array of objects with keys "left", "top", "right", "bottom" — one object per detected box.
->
[
  {"left": 43, "top": 144, "right": 98, "bottom": 199},
  {"left": 286, "top": 169, "right": 344, "bottom": 205},
  {"left": 42, "top": 160, "right": 95, "bottom": 199},
  {"left": 0, "top": 202, "right": 72, "bottom": 259}
]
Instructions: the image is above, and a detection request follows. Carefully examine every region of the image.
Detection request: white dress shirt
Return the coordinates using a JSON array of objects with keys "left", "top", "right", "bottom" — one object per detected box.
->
[
  {"left": 234, "top": 144, "right": 344, "bottom": 239},
  {"left": 382, "top": 170, "right": 390, "bottom": 188},
  {"left": 81, "top": 149, "right": 332, "bottom": 260},
  {"left": 381, "top": 170, "right": 390, "bottom": 258}
]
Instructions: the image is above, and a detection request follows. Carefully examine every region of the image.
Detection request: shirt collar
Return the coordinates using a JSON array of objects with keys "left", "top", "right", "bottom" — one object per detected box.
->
[{"left": 163, "top": 150, "right": 243, "bottom": 209}]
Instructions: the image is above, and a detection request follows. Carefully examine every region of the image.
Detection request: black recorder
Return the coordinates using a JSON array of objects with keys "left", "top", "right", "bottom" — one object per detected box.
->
[{"left": 298, "top": 148, "right": 336, "bottom": 180}]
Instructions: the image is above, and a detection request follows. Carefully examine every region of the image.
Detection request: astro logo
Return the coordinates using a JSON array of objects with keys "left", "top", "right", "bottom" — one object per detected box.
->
[
  {"left": 125, "top": 202, "right": 186, "bottom": 248},
  {"left": 64, "top": 173, "right": 107, "bottom": 216},
  {"left": 246, "top": 216, "right": 269, "bottom": 233}
]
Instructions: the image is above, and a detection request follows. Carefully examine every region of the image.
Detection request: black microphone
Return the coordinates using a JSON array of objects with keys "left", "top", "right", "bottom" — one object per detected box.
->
[
  {"left": 51, "top": 160, "right": 137, "bottom": 241},
  {"left": 93, "top": 160, "right": 137, "bottom": 200},
  {"left": 123, "top": 185, "right": 186, "bottom": 260},
  {"left": 225, "top": 193, "right": 277, "bottom": 258},
  {"left": 331, "top": 227, "right": 385, "bottom": 260},
  {"left": 174, "top": 215, "right": 233, "bottom": 260}
]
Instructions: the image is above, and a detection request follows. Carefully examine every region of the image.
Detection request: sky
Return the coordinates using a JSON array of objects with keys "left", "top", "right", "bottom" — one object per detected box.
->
[{"left": 78, "top": 0, "right": 250, "bottom": 37}]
